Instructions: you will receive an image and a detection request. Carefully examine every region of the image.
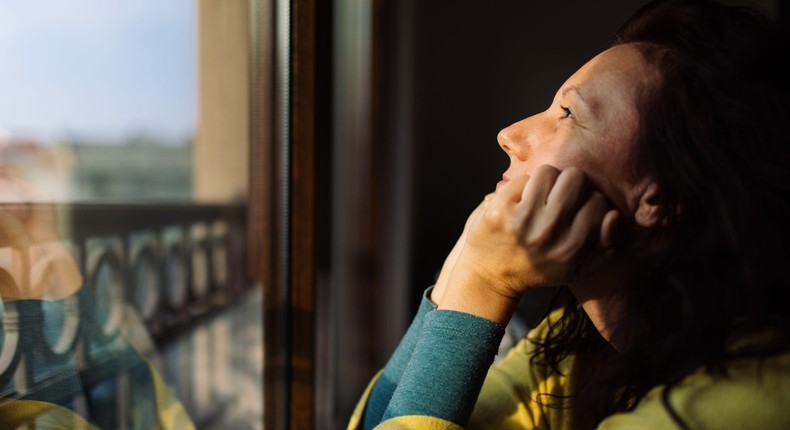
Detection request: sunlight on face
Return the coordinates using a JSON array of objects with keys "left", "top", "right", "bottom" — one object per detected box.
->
[{"left": 497, "top": 44, "right": 658, "bottom": 214}]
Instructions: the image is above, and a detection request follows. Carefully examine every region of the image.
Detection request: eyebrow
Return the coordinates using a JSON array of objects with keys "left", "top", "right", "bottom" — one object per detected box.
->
[
  {"left": 561, "top": 85, "right": 589, "bottom": 105},
  {"left": 561, "top": 85, "right": 599, "bottom": 122}
]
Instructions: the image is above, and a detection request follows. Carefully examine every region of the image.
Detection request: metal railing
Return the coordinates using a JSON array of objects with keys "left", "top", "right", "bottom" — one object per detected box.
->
[{"left": 0, "top": 202, "right": 251, "bottom": 428}]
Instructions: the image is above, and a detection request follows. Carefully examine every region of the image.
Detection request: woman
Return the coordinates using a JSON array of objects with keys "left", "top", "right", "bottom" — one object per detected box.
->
[{"left": 350, "top": 0, "right": 790, "bottom": 429}]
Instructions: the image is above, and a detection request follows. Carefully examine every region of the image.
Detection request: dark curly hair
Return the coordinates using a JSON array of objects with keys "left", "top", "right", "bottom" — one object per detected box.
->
[{"left": 530, "top": 1, "right": 790, "bottom": 428}]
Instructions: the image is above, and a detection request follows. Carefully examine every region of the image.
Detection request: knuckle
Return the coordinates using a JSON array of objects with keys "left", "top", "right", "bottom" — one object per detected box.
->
[
  {"left": 554, "top": 241, "right": 579, "bottom": 264},
  {"left": 557, "top": 168, "right": 588, "bottom": 193},
  {"left": 525, "top": 225, "right": 553, "bottom": 248},
  {"left": 590, "top": 190, "right": 606, "bottom": 202},
  {"left": 535, "top": 164, "right": 561, "bottom": 181},
  {"left": 484, "top": 205, "right": 506, "bottom": 225},
  {"left": 562, "top": 166, "right": 586, "bottom": 182}
]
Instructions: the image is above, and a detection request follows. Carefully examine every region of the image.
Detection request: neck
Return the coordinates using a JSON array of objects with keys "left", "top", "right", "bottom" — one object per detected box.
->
[
  {"left": 569, "top": 285, "right": 622, "bottom": 344},
  {"left": 567, "top": 256, "right": 634, "bottom": 347},
  {"left": 570, "top": 220, "right": 660, "bottom": 346}
]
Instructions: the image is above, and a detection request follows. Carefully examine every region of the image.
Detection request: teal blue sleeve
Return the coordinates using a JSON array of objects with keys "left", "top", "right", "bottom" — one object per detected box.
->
[
  {"left": 362, "top": 287, "right": 438, "bottom": 430},
  {"left": 381, "top": 309, "right": 505, "bottom": 426}
]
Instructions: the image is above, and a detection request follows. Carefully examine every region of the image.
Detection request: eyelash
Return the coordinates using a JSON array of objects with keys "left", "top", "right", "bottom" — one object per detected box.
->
[{"left": 560, "top": 106, "right": 574, "bottom": 119}]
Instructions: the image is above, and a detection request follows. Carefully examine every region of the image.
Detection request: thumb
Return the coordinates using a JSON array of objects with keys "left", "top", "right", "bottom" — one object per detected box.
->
[{"left": 600, "top": 209, "right": 621, "bottom": 249}]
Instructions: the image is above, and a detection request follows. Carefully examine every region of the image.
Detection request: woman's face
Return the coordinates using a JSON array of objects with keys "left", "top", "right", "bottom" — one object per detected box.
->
[{"left": 498, "top": 44, "right": 657, "bottom": 215}]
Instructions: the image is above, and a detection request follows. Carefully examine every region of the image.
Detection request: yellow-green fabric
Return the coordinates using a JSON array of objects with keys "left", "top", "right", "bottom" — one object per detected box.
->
[
  {"left": 146, "top": 356, "right": 197, "bottom": 430},
  {"left": 0, "top": 358, "right": 194, "bottom": 429},
  {"left": 349, "top": 310, "right": 790, "bottom": 429},
  {"left": 0, "top": 400, "right": 98, "bottom": 429}
]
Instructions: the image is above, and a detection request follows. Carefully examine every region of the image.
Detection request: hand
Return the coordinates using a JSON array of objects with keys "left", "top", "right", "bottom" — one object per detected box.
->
[{"left": 440, "top": 165, "right": 618, "bottom": 323}]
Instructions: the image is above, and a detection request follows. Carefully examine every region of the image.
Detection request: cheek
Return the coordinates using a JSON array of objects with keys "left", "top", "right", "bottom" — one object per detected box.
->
[
  {"left": 573, "top": 138, "right": 637, "bottom": 212},
  {"left": 527, "top": 138, "right": 620, "bottom": 196},
  {"left": 528, "top": 135, "right": 588, "bottom": 173}
]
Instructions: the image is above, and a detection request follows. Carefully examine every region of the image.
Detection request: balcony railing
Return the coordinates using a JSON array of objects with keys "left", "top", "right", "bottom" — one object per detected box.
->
[{"left": 0, "top": 202, "right": 253, "bottom": 428}]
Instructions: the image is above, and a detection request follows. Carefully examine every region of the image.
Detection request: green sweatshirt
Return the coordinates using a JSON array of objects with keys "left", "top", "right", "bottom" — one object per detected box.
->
[{"left": 350, "top": 290, "right": 790, "bottom": 429}]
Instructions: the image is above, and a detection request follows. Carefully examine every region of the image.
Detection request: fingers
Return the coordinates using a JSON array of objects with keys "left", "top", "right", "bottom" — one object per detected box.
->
[
  {"left": 493, "top": 174, "right": 529, "bottom": 205},
  {"left": 537, "top": 168, "right": 590, "bottom": 236},
  {"left": 600, "top": 209, "right": 620, "bottom": 249},
  {"left": 488, "top": 165, "right": 615, "bottom": 257},
  {"left": 546, "top": 167, "right": 588, "bottom": 214},
  {"left": 521, "top": 165, "right": 560, "bottom": 211},
  {"left": 480, "top": 192, "right": 495, "bottom": 208},
  {"left": 561, "top": 191, "right": 609, "bottom": 261},
  {"left": 485, "top": 175, "right": 530, "bottom": 224}
]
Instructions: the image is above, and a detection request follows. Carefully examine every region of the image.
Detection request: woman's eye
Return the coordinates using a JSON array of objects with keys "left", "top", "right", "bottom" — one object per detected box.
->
[{"left": 561, "top": 106, "right": 574, "bottom": 119}]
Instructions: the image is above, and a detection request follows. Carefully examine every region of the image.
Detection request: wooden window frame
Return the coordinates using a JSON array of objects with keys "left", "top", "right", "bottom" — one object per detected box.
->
[
  {"left": 249, "top": 0, "right": 316, "bottom": 428},
  {"left": 250, "top": 0, "right": 387, "bottom": 427}
]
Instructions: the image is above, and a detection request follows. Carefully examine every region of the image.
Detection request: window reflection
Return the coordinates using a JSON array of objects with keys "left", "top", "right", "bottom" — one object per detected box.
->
[{"left": 0, "top": 0, "right": 260, "bottom": 428}]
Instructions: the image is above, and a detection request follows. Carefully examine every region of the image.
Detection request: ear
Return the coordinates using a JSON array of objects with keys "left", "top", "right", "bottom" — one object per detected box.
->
[{"left": 634, "top": 182, "right": 663, "bottom": 228}]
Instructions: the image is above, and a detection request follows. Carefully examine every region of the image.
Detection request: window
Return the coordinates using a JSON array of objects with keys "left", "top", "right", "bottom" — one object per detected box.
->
[{"left": 0, "top": 1, "right": 263, "bottom": 428}]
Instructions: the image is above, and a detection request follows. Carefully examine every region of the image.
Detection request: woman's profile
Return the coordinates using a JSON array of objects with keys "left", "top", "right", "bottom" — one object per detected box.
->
[{"left": 350, "top": 0, "right": 790, "bottom": 428}]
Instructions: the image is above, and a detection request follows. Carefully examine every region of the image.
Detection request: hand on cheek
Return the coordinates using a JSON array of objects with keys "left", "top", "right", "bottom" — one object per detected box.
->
[{"left": 439, "top": 165, "right": 617, "bottom": 324}]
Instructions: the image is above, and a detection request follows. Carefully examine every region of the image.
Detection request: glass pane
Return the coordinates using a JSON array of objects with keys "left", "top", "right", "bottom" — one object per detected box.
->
[{"left": 0, "top": 1, "right": 262, "bottom": 428}]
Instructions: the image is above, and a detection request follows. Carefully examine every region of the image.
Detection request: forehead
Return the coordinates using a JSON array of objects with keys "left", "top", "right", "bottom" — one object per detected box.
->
[{"left": 561, "top": 44, "right": 655, "bottom": 123}]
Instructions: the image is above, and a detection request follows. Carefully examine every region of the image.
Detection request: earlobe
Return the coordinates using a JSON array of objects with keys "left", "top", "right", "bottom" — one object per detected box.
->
[{"left": 634, "top": 182, "right": 663, "bottom": 228}]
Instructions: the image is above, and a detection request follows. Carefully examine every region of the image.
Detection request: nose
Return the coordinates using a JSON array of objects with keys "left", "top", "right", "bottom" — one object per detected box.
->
[{"left": 497, "top": 118, "right": 530, "bottom": 161}]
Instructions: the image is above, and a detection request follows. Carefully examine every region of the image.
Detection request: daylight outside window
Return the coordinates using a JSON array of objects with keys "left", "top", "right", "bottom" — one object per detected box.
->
[{"left": 0, "top": 1, "right": 262, "bottom": 428}]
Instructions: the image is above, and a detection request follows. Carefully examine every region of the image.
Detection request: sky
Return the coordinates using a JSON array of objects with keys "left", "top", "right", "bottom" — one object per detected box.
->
[{"left": 0, "top": 0, "right": 197, "bottom": 143}]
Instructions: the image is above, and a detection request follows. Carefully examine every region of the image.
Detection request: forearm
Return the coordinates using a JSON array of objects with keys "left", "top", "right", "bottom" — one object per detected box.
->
[
  {"left": 361, "top": 287, "right": 438, "bottom": 430},
  {"left": 380, "top": 309, "right": 506, "bottom": 426}
]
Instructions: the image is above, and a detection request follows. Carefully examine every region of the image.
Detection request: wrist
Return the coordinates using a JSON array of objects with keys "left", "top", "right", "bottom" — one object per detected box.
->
[
  {"left": 431, "top": 276, "right": 446, "bottom": 306},
  {"left": 438, "top": 264, "right": 520, "bottom": 325}
]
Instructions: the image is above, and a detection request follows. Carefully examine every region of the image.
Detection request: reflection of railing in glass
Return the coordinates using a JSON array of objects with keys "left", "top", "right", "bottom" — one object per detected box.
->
[
  {"left": 0, "top": 0, "right": 258, "bottom": 426},
  {"left": 0, "top": 203, "right": 256, "bottom": 428}
]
